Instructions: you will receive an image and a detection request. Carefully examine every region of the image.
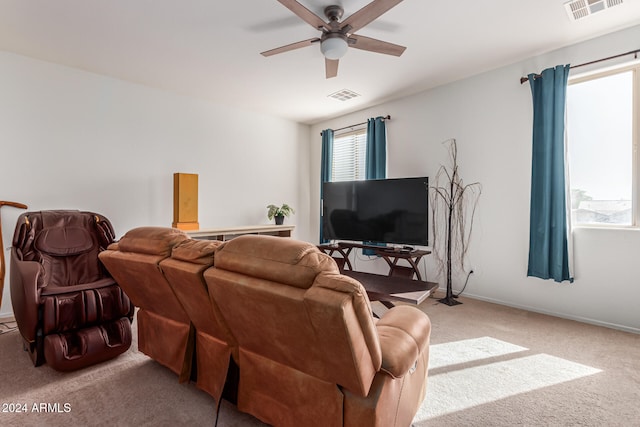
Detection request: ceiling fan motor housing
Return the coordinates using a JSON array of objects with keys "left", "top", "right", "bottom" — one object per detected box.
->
[{"left": 324, "top": 5, "right": 344, "bottom": 22}]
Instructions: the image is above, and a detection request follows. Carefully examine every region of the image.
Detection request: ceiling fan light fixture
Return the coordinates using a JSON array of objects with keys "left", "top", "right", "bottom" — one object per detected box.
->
[
  {"left": 321, "top": 35, "right": 349, "bottom": 60},
  {"left": 263, "top": 0, "right": 407, "bottom": 78}
]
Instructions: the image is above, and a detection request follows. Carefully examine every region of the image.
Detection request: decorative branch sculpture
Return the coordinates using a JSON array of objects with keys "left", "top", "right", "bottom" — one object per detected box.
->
[{"left": 430, "top": 139, "right": 481, "bottom": 306}]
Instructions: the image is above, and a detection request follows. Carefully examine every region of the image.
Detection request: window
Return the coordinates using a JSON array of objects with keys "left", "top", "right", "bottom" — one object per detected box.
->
[
  {"left": 332, "top": 128, "right": 367, "bottom": 182},
  {"left": 567, "top": 62, "right": 638, "bottom": 226}
]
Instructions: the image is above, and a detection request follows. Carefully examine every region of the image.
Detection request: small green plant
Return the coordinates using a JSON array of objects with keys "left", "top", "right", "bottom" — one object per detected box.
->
[{"left": 267, "top": 204, "right": 295, "bottom": 220}]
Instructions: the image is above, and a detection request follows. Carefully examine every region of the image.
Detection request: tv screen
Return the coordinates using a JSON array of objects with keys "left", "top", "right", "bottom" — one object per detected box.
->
[{"left": 322, "top": 177, "right": 429, "bottom": 246}]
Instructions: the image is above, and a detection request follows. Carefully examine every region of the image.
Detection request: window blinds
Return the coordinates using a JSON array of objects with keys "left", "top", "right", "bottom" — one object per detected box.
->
[{"left": 332, "top": 129, "right": 367, "bottom": 182}]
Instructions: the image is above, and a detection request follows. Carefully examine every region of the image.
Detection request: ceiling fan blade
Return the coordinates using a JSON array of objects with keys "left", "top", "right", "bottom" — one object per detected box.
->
[
  {"left": 325, "top": 58, "right": 339, "bottom": 79},
  {"left": 261, "top": 37, "right": 320, "bottom": 57},
  {"left": 349, "top": 34, "right": 406, "bottom": 56},
  {"left": 276, "top": 0, "right": 330, "bottom": 31},
  {"left": 341, "top": 0, "right": 403, "bottom": 34}
]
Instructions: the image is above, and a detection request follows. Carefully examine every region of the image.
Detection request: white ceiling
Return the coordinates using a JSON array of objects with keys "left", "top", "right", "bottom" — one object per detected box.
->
[{"left": 1, "top": 0, "right": 640, "bottom": 124}]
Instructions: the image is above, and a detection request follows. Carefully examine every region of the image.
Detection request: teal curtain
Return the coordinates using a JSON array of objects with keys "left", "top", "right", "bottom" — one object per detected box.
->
[
  {"left": 527, "top": 65, "right": 573, "bottom": 283},
  {"left": 363, "top": 117, "right": 387, "bottom": 252},
  {"left": 365, "top": 117, "right": 386, "bottom": 180},
  {"left": 320, "top": 129, "right": 333, "bottom": 243}
]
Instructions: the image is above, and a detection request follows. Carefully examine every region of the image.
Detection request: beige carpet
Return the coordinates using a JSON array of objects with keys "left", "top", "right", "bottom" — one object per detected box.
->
[{"left": 0, "top": 296, "right": 638, "bottom": 426}]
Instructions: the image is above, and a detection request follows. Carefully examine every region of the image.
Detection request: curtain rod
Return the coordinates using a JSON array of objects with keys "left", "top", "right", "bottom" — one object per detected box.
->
[
  {"left": 519, "top": 48, "right": 640, "bottom": 84},
  {"left": 320, "top": 115, "right": 391, "bottom": 136}
]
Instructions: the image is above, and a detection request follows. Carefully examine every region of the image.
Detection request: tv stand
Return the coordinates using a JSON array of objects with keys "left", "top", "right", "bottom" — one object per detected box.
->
[
  {"left": 317, "top": 242, "right": 431, "bottom": 281},
  {"left": 318, "top": 242, "right": 438, "bottom": 311},
  {"left": 377, "top": 248, "right": 430, "bottom": 281}
]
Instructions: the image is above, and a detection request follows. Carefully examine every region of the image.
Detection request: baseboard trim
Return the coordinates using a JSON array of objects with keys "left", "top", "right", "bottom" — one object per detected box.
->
[
  {"left": 459, "top": 292, "right": 640, "bottom": 335},
  {"left": 0, "top": 315, "right": 16, "bottom": 323}
]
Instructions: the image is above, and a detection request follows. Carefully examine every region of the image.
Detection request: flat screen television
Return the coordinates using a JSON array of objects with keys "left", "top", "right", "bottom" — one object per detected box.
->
[{"left": 322, "top": 177, "right": 429, "bottom": 246}]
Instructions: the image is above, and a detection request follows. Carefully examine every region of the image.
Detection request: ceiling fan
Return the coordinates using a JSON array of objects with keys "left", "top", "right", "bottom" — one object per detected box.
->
[{"left": 261, "top": 0, "right": 406, "bottom": 79}]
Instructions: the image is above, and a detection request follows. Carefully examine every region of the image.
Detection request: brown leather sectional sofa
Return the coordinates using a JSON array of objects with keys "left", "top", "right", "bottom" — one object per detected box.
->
[{"left": 99, "top": 227, "right": 431, "bottom": 427}]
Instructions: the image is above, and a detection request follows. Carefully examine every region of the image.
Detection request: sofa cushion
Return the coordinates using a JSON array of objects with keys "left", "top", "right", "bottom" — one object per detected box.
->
[
  {"left": 171, "top": 239, "right": 221, "bottom": 265},
  {"left": 214, "top": 235, "right": 338, "bottom": 289},
  {"left": 117, "top": 227, "right": 188, "bottom": 256}
]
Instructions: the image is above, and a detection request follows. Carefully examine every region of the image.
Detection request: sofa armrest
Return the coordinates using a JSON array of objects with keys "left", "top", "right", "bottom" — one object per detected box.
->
[{"left": 376, "top": 305, "right": 431, "bottom": 378}]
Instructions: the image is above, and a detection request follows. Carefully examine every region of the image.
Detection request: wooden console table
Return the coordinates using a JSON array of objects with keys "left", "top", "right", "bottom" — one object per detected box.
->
[{"left": 186, "top": 225, "right": 294, "bottom": 241}]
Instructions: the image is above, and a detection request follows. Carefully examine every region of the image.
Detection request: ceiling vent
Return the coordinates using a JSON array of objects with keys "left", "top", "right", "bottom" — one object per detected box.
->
[
  {"left": 564, "top": 0, "right": 623, "bottom": 21},
  {"left": 328, "top": 89, "right": 361, "bottom": 101}
]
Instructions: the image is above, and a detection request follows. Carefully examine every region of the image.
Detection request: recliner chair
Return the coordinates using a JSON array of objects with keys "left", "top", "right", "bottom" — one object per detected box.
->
[
  {"left": 158, "top": 238, "right": 241, "bottom": 406},
  {"left": 10, "top": 210, "right": 134, "bottom": 371},
  {"left": 204, "top": 235, "right": 431, "bottom": 427},
  {"left": 98, "top": 226, "right": 194, "bottom": 380}
]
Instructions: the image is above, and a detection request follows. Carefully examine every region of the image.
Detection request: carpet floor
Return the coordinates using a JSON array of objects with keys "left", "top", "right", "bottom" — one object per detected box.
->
[{"left": 0, "top": 296, "right": 638, "bottom": 426}]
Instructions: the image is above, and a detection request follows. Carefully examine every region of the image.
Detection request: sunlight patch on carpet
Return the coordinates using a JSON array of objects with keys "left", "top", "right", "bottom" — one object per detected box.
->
[
  {"left": 414, "top": 341, "right": 602, "bottom": 423},
  {"left": 429, "top": 337, "right": 528, "bottom": 369}
]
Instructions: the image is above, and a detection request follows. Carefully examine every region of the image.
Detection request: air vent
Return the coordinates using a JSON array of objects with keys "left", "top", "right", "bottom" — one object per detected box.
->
[
  {"left": 564, "top": 0, "right": 623, "bottom": 21},
  {"left": 328, "top": 89, "right": 360, "bottom": 101}
]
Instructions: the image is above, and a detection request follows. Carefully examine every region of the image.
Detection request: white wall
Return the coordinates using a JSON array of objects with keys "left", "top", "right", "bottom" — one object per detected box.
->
[
  {"left": 0, "top": 52, "right": 310, "bottom": 316},
  {"left": 309, "top": 25, "right": 640, "bottom": 333},
  {"left": 4, "top": 24, "right": 639, "bottom": 331}
]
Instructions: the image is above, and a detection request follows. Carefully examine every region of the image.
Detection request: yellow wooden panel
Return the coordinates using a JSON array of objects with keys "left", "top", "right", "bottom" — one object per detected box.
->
[
  {"left": 173, "top": 173, "right": 198, "bottom": 228},
  {"left": 172, "top": 221, "right": 200, "bottom": 230}
]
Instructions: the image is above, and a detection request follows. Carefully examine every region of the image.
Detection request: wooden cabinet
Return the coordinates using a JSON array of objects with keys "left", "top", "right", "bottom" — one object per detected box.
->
[{"left": 185, "top": 225, "right": 294, "bottom": 241}]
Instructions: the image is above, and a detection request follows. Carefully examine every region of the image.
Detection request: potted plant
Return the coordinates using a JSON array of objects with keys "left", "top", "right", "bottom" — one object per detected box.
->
[{"left": 267, "top": 204, "right": 295, "bottom": 225}]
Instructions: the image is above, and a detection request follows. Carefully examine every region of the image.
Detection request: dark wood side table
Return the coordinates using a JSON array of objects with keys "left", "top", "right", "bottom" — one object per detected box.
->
[
  {"left": 373, "top": 248, "right": 431, "bottom": 281},
  {"left": 317, "top": 243, "right": 355, "bottom": 271},
  {"left": 318, "top": 242, "right": 437, "bottom": 311},
  {"left": 342, "top": 270, "right": 438, "bottom": 305},
  {"left": 317, "top": 242, "right": 430, "bottom": 280}
]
